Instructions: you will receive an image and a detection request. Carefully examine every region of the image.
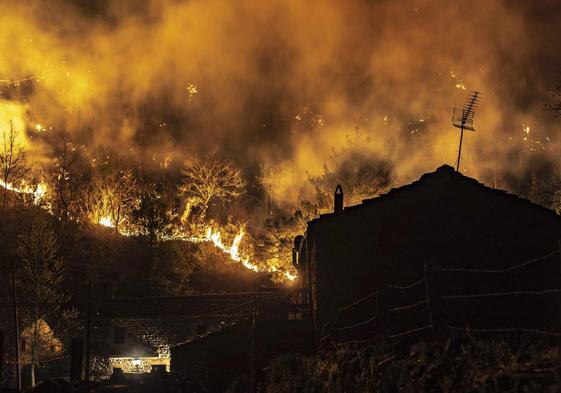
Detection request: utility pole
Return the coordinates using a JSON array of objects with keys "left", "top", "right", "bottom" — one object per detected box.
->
[
  {"left": 452, "top": 91, "right": 481, "bottom": 172},
  {"left": 11, "top": 259, "right": 21, "bottom": 391},
  {"left": 249, "top": 288, "right": 262, "bottom": 393}
]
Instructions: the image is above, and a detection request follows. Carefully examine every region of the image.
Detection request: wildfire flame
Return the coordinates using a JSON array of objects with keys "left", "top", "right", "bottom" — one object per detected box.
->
[
  {"left": 98, "top": 215, "right": 114, "bottom": 228},
  {"left": 202, "top": 225, "right": 260, "bottom": 272},
  {"left": 180, "top": 224, "right": 297, "bottom": 281},
  {"left": 0, "top": 180, "right": 297, "bottom": 282},
  {"left": 0, "top": 179, "right": 48, "bottom": 205}
]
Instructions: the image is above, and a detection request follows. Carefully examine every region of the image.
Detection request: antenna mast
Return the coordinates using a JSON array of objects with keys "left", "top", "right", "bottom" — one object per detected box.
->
[{"left": 452, "top": 91, "right": 481, "bottom": 172}]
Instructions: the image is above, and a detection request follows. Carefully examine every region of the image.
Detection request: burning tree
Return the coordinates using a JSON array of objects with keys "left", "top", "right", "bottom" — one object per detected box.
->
[
  {"left": 85, "top": 166, "right": 137, "bottom": 234},
  {"left": 16, "top": 216, "right": 67, "bottom": 387},
  {"left": 0, "top": 121, "right": 29, "bottom": 215},
  {"left": 179, "top": 155, "right": 245, "bottom": 222}
]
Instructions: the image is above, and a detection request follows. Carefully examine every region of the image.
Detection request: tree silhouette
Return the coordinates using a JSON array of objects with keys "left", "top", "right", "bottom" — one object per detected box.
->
[
  {"left": 16, "top": 216, "right": 67, "bottom": 387},
  {"left": 131, "top": 191, "right": 172, "bottom": 250},
  {"left": 0, "top": 121, "right": 28, "bottom": 215}
]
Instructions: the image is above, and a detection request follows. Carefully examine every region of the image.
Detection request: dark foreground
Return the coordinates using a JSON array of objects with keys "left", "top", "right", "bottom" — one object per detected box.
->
[
  {"left": 4, "top": 336, "right": 561, "bottom": 393},
  {"left": 265, "top": 336, "right": 561, "bottom": 393},
  {"left": 1, "top": 370, "right": 200, "bottom": 393}
]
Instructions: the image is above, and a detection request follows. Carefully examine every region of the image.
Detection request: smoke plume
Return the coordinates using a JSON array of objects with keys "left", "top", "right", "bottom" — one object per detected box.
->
[{"left": 1, "top": 0, "right": 561, "bottom": 206}]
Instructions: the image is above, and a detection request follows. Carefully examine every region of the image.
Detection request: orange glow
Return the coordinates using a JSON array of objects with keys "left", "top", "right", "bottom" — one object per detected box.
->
[
  {"left": 173, "top": 223, "right": 297, "bottom": 282},
  {"left": 98, "top": 215, "right": 114, "bottom": 228},
  {"left": 0, "top": 179, "right": 48, "bottom": 205}
]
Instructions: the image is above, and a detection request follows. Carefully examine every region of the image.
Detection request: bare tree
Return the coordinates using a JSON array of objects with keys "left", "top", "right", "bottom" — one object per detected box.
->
[
  {"left": 0, "top": 121, "right": 29, "bottom": 215},
  {"left": 179, "top": 155, "right": 245, "bottom": 221},
  {"left": 16, "top": 216, "right": 66, "bottom": 387}
]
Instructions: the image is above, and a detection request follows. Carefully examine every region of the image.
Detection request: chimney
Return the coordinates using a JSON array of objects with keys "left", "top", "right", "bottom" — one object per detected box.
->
[{"left": 334, "top": 185, "right": 344, "bottom": 213}]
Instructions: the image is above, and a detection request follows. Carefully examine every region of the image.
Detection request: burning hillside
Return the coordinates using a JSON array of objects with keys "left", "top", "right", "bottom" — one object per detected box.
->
[
  {"left": 1, "top": 0, "right": 561, "bottom": 283},
  {"left": 0, "top": 151, "right": 297, "bottom": 282}
]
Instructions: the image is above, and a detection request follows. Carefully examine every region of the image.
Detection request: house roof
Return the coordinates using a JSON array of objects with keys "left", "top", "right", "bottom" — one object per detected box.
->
[
  {"left": 98, "top": 292, "right": 259, "bottom": 319},
  {"left": 107, "top": 335, "right": 160, "bottom": 358},
  {"left": 309, "top": 164, "right": 559, "bottom": 224},
  {"left": 171, "top": 320, "right": 251, "bottom": 351}
]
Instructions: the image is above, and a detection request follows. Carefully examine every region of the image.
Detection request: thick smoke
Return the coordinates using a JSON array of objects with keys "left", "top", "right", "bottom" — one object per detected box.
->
[{"left": 1, "top": 0, "right": 560, "bottom": 206}]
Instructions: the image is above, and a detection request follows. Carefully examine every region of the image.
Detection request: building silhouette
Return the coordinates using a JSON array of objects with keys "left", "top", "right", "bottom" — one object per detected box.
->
[{"left": 295, "top": 165, "right": 561, "bottom": 342}]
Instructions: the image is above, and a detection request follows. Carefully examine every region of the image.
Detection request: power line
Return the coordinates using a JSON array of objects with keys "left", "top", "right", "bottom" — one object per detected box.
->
[
  {"left": 445, "top": 325, "right": 561, "bottom": 337},
  {"left": 440, "top": 249, "right": 559, "bottom": 273},
  {"left": 336, "top": 315, "right": 377, "bottom": 331},
  {"left": 336, "top": 291, "right": 378, "bottom": 312},
  {"left": 441, "top": 288, "right": 561, "bottom": 300},
  {"left": 387, "top": 276, "right": 425, "bottom": 290}
]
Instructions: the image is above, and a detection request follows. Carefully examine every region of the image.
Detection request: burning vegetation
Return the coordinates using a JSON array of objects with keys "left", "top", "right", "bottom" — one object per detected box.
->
[
  {"left": 2, "top": 1, "right": 561, "bottom": 391},
  {"left": 0, "top": 142, "right": 298, "bottom": 281},
  {"left": 1, "top": 0, "right": 561, "bottom": 286}
]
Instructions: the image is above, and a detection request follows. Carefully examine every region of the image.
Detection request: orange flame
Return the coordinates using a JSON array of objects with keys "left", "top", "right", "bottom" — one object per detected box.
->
[
  {"left": 182, "top": 224, "right": 297, "bottom": 281},
  {"left": 98, "top": 215, "right": 114, "bottom": 228},
  {"left": 0, "top": 179, "right": 48, "bottom": 205},
  {"left": 1, "top": 179, "right": 297, "bottom": 282}
]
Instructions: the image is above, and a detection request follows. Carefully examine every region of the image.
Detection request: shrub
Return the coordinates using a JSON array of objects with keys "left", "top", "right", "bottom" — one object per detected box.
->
[{"left": 265, "top": 336, "right": 561, "bottom": 393}]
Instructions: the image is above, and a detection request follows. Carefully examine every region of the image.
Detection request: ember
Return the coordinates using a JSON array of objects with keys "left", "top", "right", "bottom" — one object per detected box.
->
[{"left": 2, "top": 1, "right": 561, "bottom": 391}]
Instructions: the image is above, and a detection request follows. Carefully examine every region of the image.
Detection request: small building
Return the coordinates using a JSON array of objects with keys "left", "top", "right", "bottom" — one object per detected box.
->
[
  {"left": 92, "top": 293, "right": 257, "bottom": 378},
  {"left": 295, "top": 165, "right": 561, "bottom": 341},
  {"left": 171, "top": 321, "right": 252, "bottom": 393},
  {"left": 170, "top": 290, "right": 313, "bottom": 392}
]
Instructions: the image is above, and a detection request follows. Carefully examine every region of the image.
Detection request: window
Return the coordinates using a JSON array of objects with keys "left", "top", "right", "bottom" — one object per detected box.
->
[{"left": 114, "top": 326, "right": 127, "bottom": 345}]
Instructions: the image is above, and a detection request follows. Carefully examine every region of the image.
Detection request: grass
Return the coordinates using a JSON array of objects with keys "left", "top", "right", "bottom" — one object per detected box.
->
[{"left": 265, "top": 335, "right": 561, "bottom": 393}]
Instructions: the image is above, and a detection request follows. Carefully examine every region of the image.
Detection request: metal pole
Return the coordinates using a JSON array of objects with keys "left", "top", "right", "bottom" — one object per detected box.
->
[
  {"left": 456, "top": 126, "right": 464, "bottom": 172},
  {"left": 85, "top": 279, "right": 92, "bottom": 380},
  {"left": 424, "top": 263, "right": 437, "bottom": 341},
  {"left": 11, "top": 259, "right": 21, "bottom": 391},
  {"left": 558, "top": 240, "right": 561, "bottom": 277}
]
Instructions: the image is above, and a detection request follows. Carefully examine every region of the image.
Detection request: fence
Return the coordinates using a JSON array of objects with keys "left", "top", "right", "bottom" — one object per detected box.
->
[{"left": 323, "top": 245, "right": 561, "bottom": 345}]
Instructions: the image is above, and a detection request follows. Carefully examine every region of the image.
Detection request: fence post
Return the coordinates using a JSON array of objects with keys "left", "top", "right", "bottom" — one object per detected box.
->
[
  {"left": 376, "top": 286, "right": 388, "bottom": 337},
  {"left": 424, "top": 262, "right": 439, "bottom": 341},
  {"left": 558, "top": 240, "right": 561, "bottom": 277}
]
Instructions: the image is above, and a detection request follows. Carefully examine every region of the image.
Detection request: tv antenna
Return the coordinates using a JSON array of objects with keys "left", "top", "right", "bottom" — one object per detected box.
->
[{"left": 452, "top": 91, "right": 481, "bottom": 172}]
